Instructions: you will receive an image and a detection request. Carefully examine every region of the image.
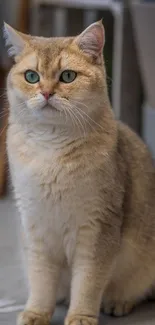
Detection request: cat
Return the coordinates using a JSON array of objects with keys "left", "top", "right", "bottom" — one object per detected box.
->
[{"left": 3, "top": 20, "right": 155, "bottom": 325}]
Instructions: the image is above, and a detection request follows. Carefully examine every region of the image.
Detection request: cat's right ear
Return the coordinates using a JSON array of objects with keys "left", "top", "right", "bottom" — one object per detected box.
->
[{"left": 3, "top": 22, "right": 28, "bottom": 58}]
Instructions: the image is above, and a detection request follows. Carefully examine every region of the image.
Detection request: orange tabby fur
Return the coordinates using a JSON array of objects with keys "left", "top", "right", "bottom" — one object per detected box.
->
[{"left": 4, "top": 21, "right": 155, "bottom": 325}]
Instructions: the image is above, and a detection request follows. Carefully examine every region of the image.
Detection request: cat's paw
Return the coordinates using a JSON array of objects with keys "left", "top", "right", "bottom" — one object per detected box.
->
[
  {"left": 101, "top": 300, "right": 134, "bottom": 317},
  {"left": 17, "top": 310, "right": 51, "bottom": 325},
  {"left": 65, "top": 315, "right": 98, "bottom": 325}
]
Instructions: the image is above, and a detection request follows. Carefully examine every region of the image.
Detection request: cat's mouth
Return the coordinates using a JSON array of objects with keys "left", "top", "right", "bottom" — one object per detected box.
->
[{"left": 42, "top": 103, "right": 58, "bottom": 111}]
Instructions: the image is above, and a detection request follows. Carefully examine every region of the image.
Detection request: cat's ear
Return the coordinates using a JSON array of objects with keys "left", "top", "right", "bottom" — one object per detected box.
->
[
  {"left": 3, "top": 22, "right": 29, "bottom": 58},
  {"left": 74, "top": 20, "right": 105, "bottom": 63}
]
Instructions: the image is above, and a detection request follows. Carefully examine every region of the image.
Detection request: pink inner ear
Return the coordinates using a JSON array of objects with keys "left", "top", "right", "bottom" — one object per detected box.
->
[
  {"left": 90, "top": 25, "right": 104, "bottom": 53},
  {"left": 77, "top": 23, "right": 105, "bottom": 58}
]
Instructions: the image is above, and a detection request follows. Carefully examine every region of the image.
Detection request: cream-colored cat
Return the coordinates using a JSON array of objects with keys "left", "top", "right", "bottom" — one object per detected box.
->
[{"left": 4, "top": 21, "right": 155, "bottom": 325}]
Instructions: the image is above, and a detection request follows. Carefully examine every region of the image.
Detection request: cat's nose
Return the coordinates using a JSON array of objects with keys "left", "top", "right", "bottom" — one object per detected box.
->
[{"left": 42, "top": 92, "right": 52, "bottom": 100}]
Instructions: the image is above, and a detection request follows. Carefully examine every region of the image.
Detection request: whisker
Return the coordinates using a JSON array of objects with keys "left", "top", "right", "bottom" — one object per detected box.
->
[
  {"left": 0, "top": 92, "right": 7, "bottom": 99},
  {"left": 71, "top": 99, "right": 104, "bottom": 131},
  {"left": 70, "top": 109, "right": 86, "bottom": 137},
  {"left": 62, "top": 99, "right": 79, "bottom": 131},
  {"left": 0, "top": 109, "right": 8, "bottom": 115},
  {"left": 0, "top": 113, "right": 9, "bottom": 121},
  {"left": 5, "top": 107, "right": 28, "bottom": 133},
  {"left": 0, "top": 122, "right": 8, "bottom": 137},
  {"left": 64, "top": 107, "right": 68, "bottom": 124},
  {"left": 70, "top": 102, "right": 100, "bottom": 135},
  {"left": 66, "top": 103, "right": 86, "bottom": 137},
  {"left": 65, "top": 107, "right": 76, "bottom": 129},
  {"left": 72, "top": 105, "right": 98, "bottom": 135},
  {"left": 70, "top": 105, "right": 87, "bottom": 136},
  {"left": 62, "top": 98, "right": 98, "bottom": 137},
  {"left": 65, "top": 105, "right": 81, "bottom": 132}
]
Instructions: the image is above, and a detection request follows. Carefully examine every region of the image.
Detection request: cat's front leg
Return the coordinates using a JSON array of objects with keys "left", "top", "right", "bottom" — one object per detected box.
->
[
  {"left": 65, "top": 222, "right": 120, "bottom": 325},
  {"left": 18, "top": 248, "right": 61, "bottom": 325}
]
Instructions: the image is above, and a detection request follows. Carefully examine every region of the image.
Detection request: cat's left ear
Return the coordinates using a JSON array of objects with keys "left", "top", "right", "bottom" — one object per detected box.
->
[
  {"left": 3, "top": 22, "right": 29, "bottom": 58},
  {"left": 74, "top": 20, "right": 105, "bottom": 63}
]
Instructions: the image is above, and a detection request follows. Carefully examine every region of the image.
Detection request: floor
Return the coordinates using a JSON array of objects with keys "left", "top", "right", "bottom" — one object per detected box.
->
[{"left": 0, "top": 196, "right": 155, "bottom": 325}]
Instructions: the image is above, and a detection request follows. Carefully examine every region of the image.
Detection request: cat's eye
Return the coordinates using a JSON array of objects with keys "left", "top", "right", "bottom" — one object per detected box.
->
[
  {"left": 60, "top": 70, "right": 77, "bottom": 83},
  {"left": 25, "top": 70, "right": 40, "bottom": 84}
]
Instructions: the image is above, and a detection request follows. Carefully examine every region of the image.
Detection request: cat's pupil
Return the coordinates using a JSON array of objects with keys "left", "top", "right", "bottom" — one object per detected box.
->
[
  {"left": 30, "top": 72, "right": 37, "bottom": 81},
  {"left": 60, "top": 70, "right": 77, "bottom": 83}
]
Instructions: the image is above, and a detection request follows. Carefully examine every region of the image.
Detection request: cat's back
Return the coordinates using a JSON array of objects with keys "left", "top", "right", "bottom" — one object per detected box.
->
[
  {"left": 117, "top": 121, "right": 154, "bottom": 172},
  {"left": 117, "top": 121, "right": 155, "bottom": 200},
  {"left": 117, "top": 121, "right": 155, "bottom": 245}
]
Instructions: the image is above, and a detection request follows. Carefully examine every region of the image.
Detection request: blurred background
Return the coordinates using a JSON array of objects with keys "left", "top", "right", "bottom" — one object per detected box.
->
[
  {"left": 0, "top": 1, "right": 155, "bottom": 324},
  {"left": 0, "top": 0, "right": 155, "bottom": 195}
]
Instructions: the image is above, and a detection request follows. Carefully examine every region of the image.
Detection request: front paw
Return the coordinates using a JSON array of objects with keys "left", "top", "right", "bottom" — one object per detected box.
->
[
  {"left": 65, "top": 315, "right": 98, "bottom": 325},
  {"left": 101, "top": 299, "right": 134, "bottom": 317},
  {"left": 17, "top": 310, "right": 51, "bottom": 325}
]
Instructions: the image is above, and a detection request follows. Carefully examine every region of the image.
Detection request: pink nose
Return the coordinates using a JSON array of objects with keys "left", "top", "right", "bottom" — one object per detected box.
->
[{"left": 42, "top": 92, "right": 51, "bottom": 100}]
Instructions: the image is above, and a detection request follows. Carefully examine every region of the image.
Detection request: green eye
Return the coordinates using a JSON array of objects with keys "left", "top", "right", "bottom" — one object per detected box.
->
[
  {"left": 25, "top": 70, "right": 40, "bottom": 84},
  {"left": 60, "top": 70, "right": 77, "bottom": 83}
]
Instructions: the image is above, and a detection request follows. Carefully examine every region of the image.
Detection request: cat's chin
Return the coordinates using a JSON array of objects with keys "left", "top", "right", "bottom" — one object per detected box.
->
[
  {"left": 30, "top": 103, "right": 61, "bottom": 125},
  {"left": 42, "top": 104, "right": 57, "bottom": 111}
]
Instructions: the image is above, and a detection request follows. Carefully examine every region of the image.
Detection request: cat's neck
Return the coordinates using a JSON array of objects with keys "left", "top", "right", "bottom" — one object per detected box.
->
[
  {"left": 8, "top": 100, "right": 115, "bottom": 151},
  {"left": 9, "top": 113, "right": 87, "bottom": 150}
]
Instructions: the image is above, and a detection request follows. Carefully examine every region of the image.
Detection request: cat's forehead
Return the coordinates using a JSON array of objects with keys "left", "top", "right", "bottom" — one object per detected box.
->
[
  {"left": 15, "top": 36, "right": 89, "bottom": 77},
  {"left": 28, "top": 37, "right": 73, "bottom": 70},
  {"left": 33, "top": 37, "right": 70, "bottom": 55}
]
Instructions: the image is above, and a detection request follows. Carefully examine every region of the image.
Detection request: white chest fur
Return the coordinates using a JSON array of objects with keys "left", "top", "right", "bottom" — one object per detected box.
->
[{"left": 7, "top": 127, "right": 93, "bottom": 265}]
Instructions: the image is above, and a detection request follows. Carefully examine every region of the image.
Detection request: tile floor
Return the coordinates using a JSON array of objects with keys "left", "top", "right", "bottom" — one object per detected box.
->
[{"left": 0, "top": 196, "right": 155, "bottom": 325}]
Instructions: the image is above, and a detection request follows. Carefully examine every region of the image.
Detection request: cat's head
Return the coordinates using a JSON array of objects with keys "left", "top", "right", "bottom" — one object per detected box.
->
[{"left": 4, "top": 21, "right": 108, "bottom": 133}]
